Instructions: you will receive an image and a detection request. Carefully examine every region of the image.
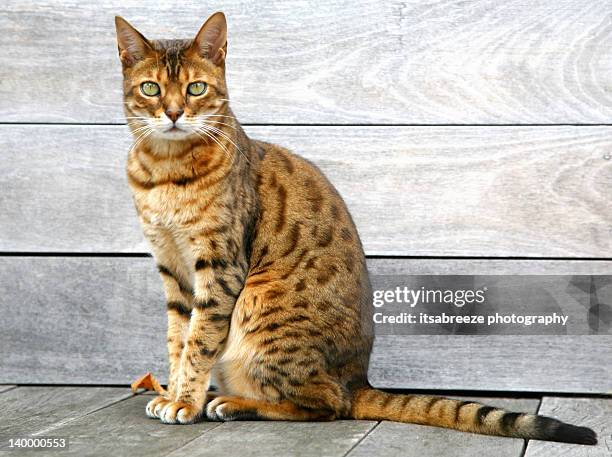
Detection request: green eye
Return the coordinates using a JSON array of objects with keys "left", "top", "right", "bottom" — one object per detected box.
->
[
  {"left": 140, "top": 82, "right": 160, "bottom": 96},
  {"left": 187, "top": 82, "right": 207, "bottom": 96}
]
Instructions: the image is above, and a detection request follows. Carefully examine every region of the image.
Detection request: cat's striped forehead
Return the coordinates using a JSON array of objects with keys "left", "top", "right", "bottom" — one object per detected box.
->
[{"left": 150, "top": 39, "right": 193, "bottom": 80}]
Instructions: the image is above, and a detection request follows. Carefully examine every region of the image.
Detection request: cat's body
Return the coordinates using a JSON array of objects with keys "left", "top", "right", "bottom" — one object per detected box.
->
[
  {"left": 128, "top": 120, "right": 372, "bottom": 419},
  {"left": 116, "top": 13, "right": 596, "bottom": 445}
]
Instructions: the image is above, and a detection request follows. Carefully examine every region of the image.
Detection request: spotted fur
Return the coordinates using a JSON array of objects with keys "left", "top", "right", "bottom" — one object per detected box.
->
[{"left": 115, "top": 13, "right": 597, "bottom": 445}]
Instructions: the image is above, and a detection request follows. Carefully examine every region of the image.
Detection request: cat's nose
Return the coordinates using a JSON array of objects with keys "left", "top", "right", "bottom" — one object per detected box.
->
[{"left": 165, "top": 108, "right": 184, "bottom": 123}]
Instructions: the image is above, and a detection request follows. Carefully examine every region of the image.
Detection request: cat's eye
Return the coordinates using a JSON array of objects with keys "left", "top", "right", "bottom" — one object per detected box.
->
[
  {"left": 140, "top": 82, "right": 160, "bottom": 96},
  {"left": 187, "top": 82, "right": 207, "bottom": 96}
]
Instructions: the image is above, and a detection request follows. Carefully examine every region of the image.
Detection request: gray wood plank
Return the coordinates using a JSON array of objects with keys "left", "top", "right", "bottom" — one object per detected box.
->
[
  {"left": 0, "top": 394, "right": 221, "bottom": 457},
  {"left": 0, "top": 386, "right": 15, "bottom": 394},
  {"left": 524, "top": 397, "right": 612, "bottom": 457},
  {"left": 0, "top": 257, "right": 166, "bottom": 384},
  {"left": 347, "top": 397, "right": 539, "bottom": 457},
  {"left": 0, "top": 387, "right": 132, "bottom": 441},
  {"left": 369, "top": 336, "right": 612, "bottom": 393},
  {"left": 167, "top": 420, "right": 377, "bottom": 457},
  {"left": 1, "top": 1, "right": 611, "bottom": 124},
  {"left": 2, "top": 125, "right": 612, "bottom": 257},
  {"left": 368, "top": 261, "right": 612, "bottom": 393},
  {"left": 368, "top": 259, "right": 612, "bottom": 276},
  {"left": 1, "top": 256, "right": 610, "bottom": 392}
]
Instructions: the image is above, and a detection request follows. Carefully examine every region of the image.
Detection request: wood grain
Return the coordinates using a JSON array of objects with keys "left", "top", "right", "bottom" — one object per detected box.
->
[
  {"left": 524, "top": 397, "right": 612, "bottom": 457},
  {"left": 0, "top": 386, "right": 16, "bottom": 394},
  {"left": 2, "top": 125, "right": 611, "bottom": 257},
  {"left": 1, "top": 256, "right": 610, "bottom": 392},
  {"left": 1, "top": 394, "right": 221, "bottom": 457},
  {"left": 0, "top": 387, "right": 132, "bottom": 441},
  {"left": 369, "top": 335, "right": 612, "bottom": 393},
  {"left": 1, "top": 1, "right": 611, "bottom": 124},
  {"left": 167, "top": 421, "right": 377, "bottom": 457},
  {"left": 347, "top": 397, "right": 539, "bottom": 457}
]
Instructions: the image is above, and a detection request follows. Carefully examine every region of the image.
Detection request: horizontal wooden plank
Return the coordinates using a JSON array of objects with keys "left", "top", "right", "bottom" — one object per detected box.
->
[
  {"left": 1, "top": 1, "right": 611, "bottom": 124},
  {"left": 167, "top": 421, "right": 377, "bottom": 457},
  {"left": 0, "top": 387, "right": 132, "bottom": 441},
  {"left": 369, "top": 336, "right": 612, "bottom": 393},
  {"left": 347, "top": 397, "right": 539, "bottom": 457},
  {"left": 524, "top": 397, "right": 612, "bottom": 457},
  {"left": 0, "top": 257, "right": 167, "bottom": 384},
  {"left": 2, "top": 125, "right": 611, "bottom": 257},
  {"left": 367, "top": 259, "right": 612, "bottom": 276},
  {"left": 1, "top": 256, "right": 610, "bottom": 392},
  {"left": 1, "top": 394, "right": 221, "bottom": 457}
]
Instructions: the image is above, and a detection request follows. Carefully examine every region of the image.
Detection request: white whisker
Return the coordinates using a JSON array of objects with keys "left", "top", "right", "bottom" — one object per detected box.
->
[
  {"left": 201, "top": 124, "right": 251, "bottom": 165},
  {"left": 200, "top": 114, "right": 238, "bottom": 120},
  {"left": 128, "top": 126, "right": 154, "bottom": 155},
  {"left": 194, "top": 127, "right": 236, "bottom": 167},
  {"left": 185, "top": 119, "right": 237, "bottom": 131}
]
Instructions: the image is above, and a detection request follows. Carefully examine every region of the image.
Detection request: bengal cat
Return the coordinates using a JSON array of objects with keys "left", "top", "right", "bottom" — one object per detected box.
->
[{"left": 115, "top": 13, "right": 596, "bottom": 445}]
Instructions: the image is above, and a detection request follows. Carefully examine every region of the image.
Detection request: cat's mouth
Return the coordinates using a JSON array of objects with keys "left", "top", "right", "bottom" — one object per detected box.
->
[{"left": 155, "top": 125, "right": 192, "bottom": 141}]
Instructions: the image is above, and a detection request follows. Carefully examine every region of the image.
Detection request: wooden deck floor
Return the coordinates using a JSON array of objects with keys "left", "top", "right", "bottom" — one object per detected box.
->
[{"left": 0, "top": 387, "right": 609, "bottom": 456}]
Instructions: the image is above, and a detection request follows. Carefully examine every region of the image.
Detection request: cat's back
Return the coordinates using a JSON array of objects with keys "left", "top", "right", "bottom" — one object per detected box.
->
[
  {"left": 247, "top": 138, "right": 372, "bottom": 332},
  {"left": 252, "top": 139, "right": 359, "bottom": 250}
]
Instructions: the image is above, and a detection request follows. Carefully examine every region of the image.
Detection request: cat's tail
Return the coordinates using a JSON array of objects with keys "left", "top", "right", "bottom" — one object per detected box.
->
[{"left": 349, "top": 387, "right": 597, "bottom": 445}]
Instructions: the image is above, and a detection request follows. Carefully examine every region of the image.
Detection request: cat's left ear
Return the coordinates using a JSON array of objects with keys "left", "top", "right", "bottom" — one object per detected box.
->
[{"left": 189, "top": 12, "right": 228, "bottom": 66}]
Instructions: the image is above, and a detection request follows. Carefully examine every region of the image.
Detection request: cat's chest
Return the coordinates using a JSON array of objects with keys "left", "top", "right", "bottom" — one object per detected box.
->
[{"left": 132, "top": 184, "right": 200, "bottom": 228}]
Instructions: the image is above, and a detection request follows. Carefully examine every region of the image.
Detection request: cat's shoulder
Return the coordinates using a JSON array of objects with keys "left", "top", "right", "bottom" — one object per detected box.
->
[{"left": 252, "top": 139, "right": 324, "bottom": 179}]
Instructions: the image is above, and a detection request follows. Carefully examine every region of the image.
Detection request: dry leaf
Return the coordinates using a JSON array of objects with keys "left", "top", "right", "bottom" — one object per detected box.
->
[{"left": 131, "top": 372, "right": 167, "bottom": 395}]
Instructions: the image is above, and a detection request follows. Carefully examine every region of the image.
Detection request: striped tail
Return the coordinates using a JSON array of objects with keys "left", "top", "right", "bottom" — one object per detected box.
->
[{"left": 350, "top": 388, "right": 597, "bottom": 445}]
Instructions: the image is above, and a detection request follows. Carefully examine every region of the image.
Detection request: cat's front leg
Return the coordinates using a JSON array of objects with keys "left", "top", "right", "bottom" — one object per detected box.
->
[
  {"left": 158, "top": 258, "right": 242, "bottom": 424},
  {"left": 146, "top": 304, "right": 191, "bottom": 419},
  {"left": 141, "top": 228, "right": 194, "bottom": 419}
]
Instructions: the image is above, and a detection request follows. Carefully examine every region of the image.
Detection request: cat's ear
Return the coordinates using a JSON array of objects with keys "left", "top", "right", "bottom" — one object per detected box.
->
[
  {"left": 114, "top": 16, "right": 154, "bottom": 66},
  {"left": 190, "top": 12, "right": 228, "bottom": 66}
]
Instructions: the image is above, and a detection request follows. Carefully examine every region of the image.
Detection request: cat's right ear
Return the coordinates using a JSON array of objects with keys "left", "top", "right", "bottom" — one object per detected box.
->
[{"left": 115, "top": 16, "right": 154, "bottom": 66}]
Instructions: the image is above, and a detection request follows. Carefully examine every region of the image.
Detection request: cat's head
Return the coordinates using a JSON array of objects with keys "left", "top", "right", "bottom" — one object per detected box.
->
[{"left": 115, "top": 13, "right": 228, "bottom": 141}]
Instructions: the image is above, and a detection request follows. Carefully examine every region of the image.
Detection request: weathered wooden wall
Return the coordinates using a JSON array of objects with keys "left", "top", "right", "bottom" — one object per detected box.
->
[{"left": 0, "top": 0, "right": 610, "bottom": 392}]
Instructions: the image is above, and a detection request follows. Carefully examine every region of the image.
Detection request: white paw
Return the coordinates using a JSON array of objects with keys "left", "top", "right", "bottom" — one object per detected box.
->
[
  {"left": 205, "top": 397, "right": 226, "bottom": 421},
  {"left": 146, "top": 396, "right": 169, "bottom": 419}
]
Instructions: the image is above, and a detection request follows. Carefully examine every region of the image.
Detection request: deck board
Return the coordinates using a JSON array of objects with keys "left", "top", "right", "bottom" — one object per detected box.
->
[
  {"left": 167, "top": 420, "right": 377, "bottom": 457},
  {"left": 524, "top": 397, "right": 612, "bottom": 457},
  {"left": 346, "top": 397, "right": 539, "bottom": 457},
  {"left": 0, "top": 394, "right": 221, "bottom": 457},
  {"left": 0, "top": 390, "right": 608, "bottom": 457},
  {"left": 2, "top": 125, "right": 611, "bottom": 257},
  {"left": 369, "top": 336, "right": 612, "bottom": 394},
  {"left": 1, "top": 1, "right": 611, "bottom": 124},
  {"left": 1, "top": 257, "right": 611, "bottom": 392},
  {"left": 0, "top": 387, "right": 132, "bottom": 442}
]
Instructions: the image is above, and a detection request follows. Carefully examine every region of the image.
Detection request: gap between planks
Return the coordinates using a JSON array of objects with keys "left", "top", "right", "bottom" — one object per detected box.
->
[
  {"left": 341, "top": 421, "right": 382, "bottom": 457},
  {"left": 518, "top": 398, "right": 543, "bottom": 457},
  {"left": 2, "top": 253, "right": 612, "bottom": 263},
  {"left": 2, "top": 123, "right": 612, "bottom": 127}
]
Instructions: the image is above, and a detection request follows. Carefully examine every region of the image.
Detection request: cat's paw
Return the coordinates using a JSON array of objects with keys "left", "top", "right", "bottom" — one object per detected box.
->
[
  {"left": 145, "top": 396, "right": 172, "bottom": 419},
  {"left": 159, "top": 400, "right": 202, "bottom": 424},
  {"left": 206, "top": 396, "right": 258, "bottom": 421}
]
